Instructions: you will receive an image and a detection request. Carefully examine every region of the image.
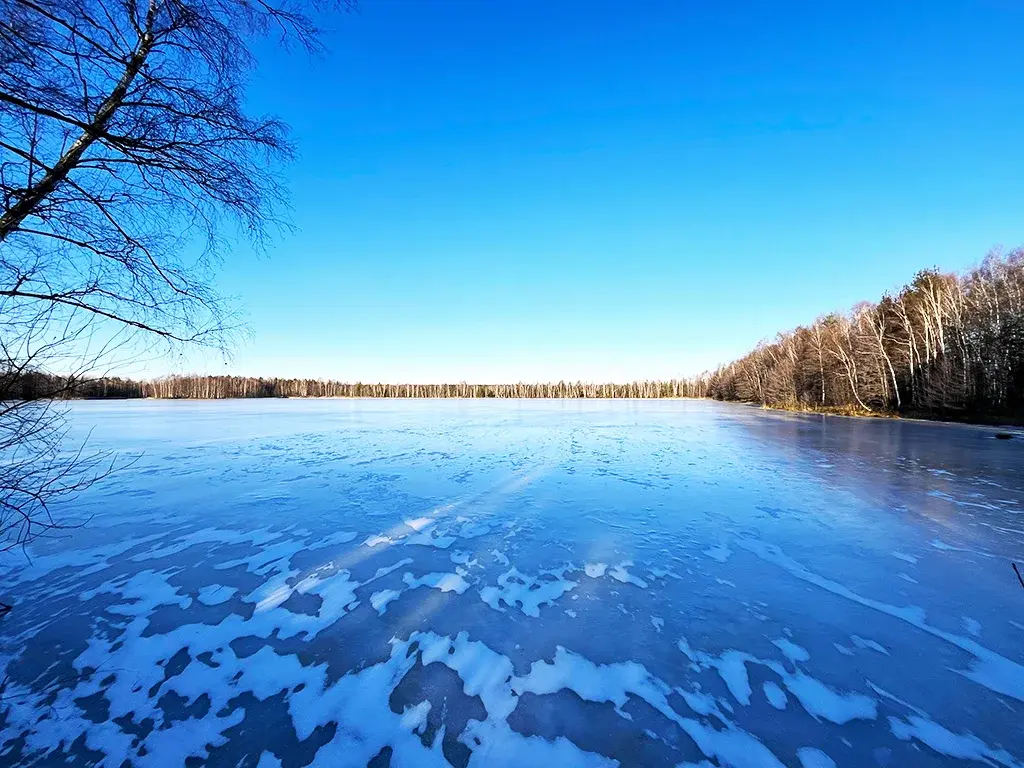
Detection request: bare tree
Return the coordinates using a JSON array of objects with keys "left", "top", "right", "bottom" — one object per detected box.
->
[
  {"left": 706, "top": 248, "right": 1024, "bottom": 424},
  {"left": 0, "top": 0, "right": 353, "bottom": 552},
  {"left": 8, "top": 373, "right": 715, "bottom": 400}
]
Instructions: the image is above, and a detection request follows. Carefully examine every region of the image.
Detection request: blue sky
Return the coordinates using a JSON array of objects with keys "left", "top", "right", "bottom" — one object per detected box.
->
[{"left": 169, "top": 0, "right": 1024, "bottom": 382}]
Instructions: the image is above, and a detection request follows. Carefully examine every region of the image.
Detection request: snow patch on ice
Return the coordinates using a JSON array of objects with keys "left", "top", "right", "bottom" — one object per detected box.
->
[
  {"left": 678, "top": 638, "right": 754, "bottom": 706},
  {"left": 450, "top": 550, "right": 480, "bottom": 568},
  {"left": 763, "top": 681, "right": 788, "bottom": 710},
  {"left": 680, "top": 635, "right": 876, "bottom": 724},
  {"left": 649, "top": 566, "right": 682, "bottom": 580},
  {"left": 796, "top": 746, "right": 837, "bottom": 768},
  {"left": 703, "top": 543, "right": 733, "bottom": 563},
  {"left": 519, "top": 645, "right": 783, "bottom": 766},
  {"left": 608, "top": 561, "right": 648, "bottom": 588},
  {"left": 889, "top": 715, "right": 1021, "bottom": 767},
  {"left": 891, "top": 551, "right": 918, "bottom": 564},
  {"left": 851, "top": 635, "right": 889, "bottom": 655},
  {"left": 399, "top": 700, "right": 431, "bottom": 733},
  {"left": 403, "top": 571, "right": 470, "bottom": 594},
  {"left": 480, "top": 567, "right": 577, "bottom": 617},
  {"left": 773, "top": 638, "right": 810, "bottom": 664},
  {"left": 370, "top": 588, "right": 401, "bottom": 614},
  {"left": 717, "top": 652, "right": 754, "bottom": 706},
  {"left": 782, "top": 672, "right": 877, "bottom": 724},
  {"left": 256, "top": 752, "right": 282, "bottom": 768},
  {"left": 737, "top": 536, "right": 1024, "bottom": 703},
  {"left": 405, "top": 530, "right": 457, "bottom": 549},
  {"left": 197, "top": 584, "right": 236, "bottom": 606}
]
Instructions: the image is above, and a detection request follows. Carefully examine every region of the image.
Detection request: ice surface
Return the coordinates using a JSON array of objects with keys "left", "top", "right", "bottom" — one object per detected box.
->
[{"left": 0, "top": 399, "right": 1021, "bottom": 767}]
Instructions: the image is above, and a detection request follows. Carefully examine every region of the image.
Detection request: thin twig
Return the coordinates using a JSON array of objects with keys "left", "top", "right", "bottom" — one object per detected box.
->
[{"left": 1014, "top": 562, "right": 1024, "bottom": 590}]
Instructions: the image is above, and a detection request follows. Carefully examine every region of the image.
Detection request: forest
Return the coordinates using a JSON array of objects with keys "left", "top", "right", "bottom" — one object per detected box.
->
[
  {"left": 705, "top": 248, "right": 1024, "bottom": 423},
  {"left": 5, "top": 249, "right": 1023, "bottom": 425},
  {"left": 5, "top": 374, "right": 711, "bottom": 401}
]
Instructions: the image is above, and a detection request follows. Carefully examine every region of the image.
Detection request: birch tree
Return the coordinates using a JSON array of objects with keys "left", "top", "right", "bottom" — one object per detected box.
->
[{"left": 0, "top": 0, "right": 352, "bottom": 549}]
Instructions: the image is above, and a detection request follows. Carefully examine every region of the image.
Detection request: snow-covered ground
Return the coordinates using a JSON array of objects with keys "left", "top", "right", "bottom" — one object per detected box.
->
[{"left": 1, "top": 399, "right": 1022, "bottom": 767}]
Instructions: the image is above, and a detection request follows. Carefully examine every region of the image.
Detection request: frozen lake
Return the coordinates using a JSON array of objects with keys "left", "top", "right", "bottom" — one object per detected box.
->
[{"left": 1, "top": 399, "right": 1022, "bottom": 767}]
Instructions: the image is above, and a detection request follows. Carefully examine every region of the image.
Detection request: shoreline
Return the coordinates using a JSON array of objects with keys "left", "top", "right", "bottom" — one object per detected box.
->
[
  {"left": 54, "top": 396, "right": 1024, "bottom": 431},
  {"left": 738, "top": 401, "right": 1024, "bottom": 432}
]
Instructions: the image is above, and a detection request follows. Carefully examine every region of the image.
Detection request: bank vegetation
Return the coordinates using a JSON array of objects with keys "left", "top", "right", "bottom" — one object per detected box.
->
[{"left": 705, "top": 248, "right": 1024, "bottom": 424}]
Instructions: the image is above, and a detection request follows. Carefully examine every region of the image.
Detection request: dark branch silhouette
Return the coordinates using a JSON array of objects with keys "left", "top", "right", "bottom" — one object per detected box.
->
[{"left": 0, "top": 0, "right": 354, "bottom": 552}]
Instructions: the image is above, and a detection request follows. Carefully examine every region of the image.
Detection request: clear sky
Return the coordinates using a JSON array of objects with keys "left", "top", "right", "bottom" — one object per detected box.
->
[{"left": 165, "top": 0, "right": 1024, "bottom": 383}]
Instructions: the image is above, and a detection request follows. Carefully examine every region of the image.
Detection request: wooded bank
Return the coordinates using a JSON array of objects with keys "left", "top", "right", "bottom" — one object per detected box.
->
[
  {"left": 6, "top": 249, "right": 1023, "bottom": 425},
  {"left": 705, "top": 248, "right": 1024, "bottom": 424}
]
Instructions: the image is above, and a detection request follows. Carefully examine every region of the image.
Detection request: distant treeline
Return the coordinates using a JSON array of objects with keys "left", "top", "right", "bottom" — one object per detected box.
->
[
  {"left": 5, "top": 374, "right": 711, "bottom": 400},
  {"left": 705, "top": 249, "right": 1024, "bottom": 423},
  {"left": 7, "top": 249, "right": 1023, "bottom": 424}
]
